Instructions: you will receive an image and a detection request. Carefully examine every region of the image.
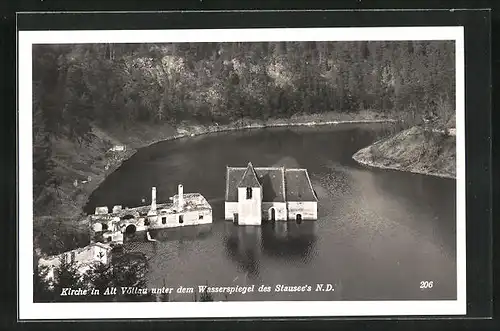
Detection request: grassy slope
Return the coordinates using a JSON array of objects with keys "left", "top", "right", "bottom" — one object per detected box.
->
[{"left": 352, "top": 126, "right": 456, "bottom": 178}]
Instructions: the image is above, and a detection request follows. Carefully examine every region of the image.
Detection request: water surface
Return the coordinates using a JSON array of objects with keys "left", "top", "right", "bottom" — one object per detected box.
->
[{"left": 86, "top": 124, "right": 456, "bottom": 301}]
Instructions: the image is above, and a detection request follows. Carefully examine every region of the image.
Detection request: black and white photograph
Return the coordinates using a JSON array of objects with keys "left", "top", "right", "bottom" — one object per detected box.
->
[{"left": 18, "top": 26, "right": 466, "bottom": 319}]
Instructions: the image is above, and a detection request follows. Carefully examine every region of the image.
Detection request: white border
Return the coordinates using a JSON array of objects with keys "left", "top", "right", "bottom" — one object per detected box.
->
[{"left": 18, "top": 27, "right": 466, "bottom": 320}]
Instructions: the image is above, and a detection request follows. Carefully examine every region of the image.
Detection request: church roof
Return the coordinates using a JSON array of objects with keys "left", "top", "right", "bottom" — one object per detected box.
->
[
  {"left": 237, "top": 162, "right": 261, "bottom": 188},
  {"left": 225, "top": 164, "right": 317, "bottom": 203},
  {"left": 284, "top": 169, "right": 318, "bottom": 202}
]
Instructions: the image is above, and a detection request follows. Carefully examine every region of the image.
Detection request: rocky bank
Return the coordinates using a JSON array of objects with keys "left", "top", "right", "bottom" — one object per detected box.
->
[{"left": 352, "top": 126, "right": 456, "bottom": 179}]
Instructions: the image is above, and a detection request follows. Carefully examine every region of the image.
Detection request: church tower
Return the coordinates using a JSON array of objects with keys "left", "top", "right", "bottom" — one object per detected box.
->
[{"left": 237, "top": 162, "right": 262, "bottom": 225}]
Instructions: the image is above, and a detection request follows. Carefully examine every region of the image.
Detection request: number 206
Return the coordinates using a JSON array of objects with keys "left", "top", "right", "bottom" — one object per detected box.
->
[{"left": 420, "top": 281, "right": 434, "bottom": 289}]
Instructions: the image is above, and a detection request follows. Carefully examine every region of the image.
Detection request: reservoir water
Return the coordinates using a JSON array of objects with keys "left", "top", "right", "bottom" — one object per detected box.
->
[{"left": 85, "top": 124, "right": 456, "bottom": 301}]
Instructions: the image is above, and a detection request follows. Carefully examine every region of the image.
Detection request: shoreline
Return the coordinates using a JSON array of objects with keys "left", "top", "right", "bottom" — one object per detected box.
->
[
  {"left": 35, "top": 113, "right": 396, "bottom": 220},
  {"left": 352, "top": 153, "right": 456, "bottom": 179},
  {"left": 351, "top": 126, "right": 456, "bottom": 180},
  {"left": 136, "top": 118, "right": 397, "bottom": 148}
]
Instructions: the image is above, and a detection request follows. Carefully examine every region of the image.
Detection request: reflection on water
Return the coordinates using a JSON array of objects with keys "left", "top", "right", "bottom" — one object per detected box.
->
[
  {"left": 223, "top": 222, "right": 317, "bottom": 278},
  {"left": 86, "top": 124, "right": 456, "bottom": 301},
  {"left": 149, "top": 224, "right": 213, "bottom": 242},
  {"left": 224, "top": 225, "right": 261, "bottom": 279},
  {"left": 260, "top": 222, "right": 317, "bottom": 262}
]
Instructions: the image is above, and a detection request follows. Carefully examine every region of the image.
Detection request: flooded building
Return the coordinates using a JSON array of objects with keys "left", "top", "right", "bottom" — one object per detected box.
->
[
  {"left": 38, "top": 242, "right": 113, "bottom": 282},
  {"left": 90, "top": 185, "right": 212, "bottom": 243},
  {"left": 225, "top": 162, "right": 318, "bottom": 225}
]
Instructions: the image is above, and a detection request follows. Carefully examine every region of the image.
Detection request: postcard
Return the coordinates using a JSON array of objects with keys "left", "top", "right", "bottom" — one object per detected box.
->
[{"left": 18, "top": 25, "right": 466, "bottom": 319}]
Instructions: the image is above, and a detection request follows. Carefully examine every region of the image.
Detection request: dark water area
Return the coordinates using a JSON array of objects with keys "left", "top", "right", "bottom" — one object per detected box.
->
[{"left": 85, "top": 124, "right": 456, "bottom": 301}]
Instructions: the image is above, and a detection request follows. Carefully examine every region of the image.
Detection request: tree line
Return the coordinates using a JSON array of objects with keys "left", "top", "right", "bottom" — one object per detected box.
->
[{"left": 33, "top": 41, "right": 455, "bottom": 127}]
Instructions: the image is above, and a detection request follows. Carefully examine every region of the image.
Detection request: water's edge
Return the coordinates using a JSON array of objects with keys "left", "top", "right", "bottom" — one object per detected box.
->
[
  {"left": 351, "top": 126, "right": 456, "bottom": 179},
  {"left": 352, "top": 153, "right": 456, "bottom": 179},
  {"left": 81, "top": 119, "right": 396, "bottom": 215},
  {"left": 35, "top": 116, "right": 397, "bottom": 221}
]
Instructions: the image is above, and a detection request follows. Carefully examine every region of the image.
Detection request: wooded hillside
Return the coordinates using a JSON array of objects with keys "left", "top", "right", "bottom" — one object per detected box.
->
[{"left": 32, "top": 41, "right": 455, "bottom": 215}]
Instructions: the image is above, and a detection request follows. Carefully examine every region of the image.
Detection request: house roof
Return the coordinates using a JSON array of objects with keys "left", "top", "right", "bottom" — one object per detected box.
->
[{"left": 225, "top": 164, "right": 317, "bottom": 203}]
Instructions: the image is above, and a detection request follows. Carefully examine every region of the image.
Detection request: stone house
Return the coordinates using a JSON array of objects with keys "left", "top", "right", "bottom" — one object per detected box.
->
[
  {"left": 225, "top": 162, "right": 318, "bottom": 225},
  {"left": 38, "top": 242, "right": 113, "bottom": 282},
  {"left": 148, "top": 185, "right": 213, "bottom": 229},
  {"left": 90, "top": 185, "right": 212, "bottom": 243}
]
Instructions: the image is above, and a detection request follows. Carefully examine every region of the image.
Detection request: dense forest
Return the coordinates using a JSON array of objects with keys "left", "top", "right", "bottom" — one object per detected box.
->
[{"left": 32, "top": 41, "right": 455, "bottom": 216}]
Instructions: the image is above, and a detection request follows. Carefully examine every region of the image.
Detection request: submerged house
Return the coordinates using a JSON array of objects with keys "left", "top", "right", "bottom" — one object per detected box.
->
[
  {"left": 225, "top": 162, "right": 318, "bottom": 225},
  {"left": 90, "top": 185, "right": 213, "bottom": 244},
  {"left": 38, "top": 242, "right": 113, "bottom": 282}
]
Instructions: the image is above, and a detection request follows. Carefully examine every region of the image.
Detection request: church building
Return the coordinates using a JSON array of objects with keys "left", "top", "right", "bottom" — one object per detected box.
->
[{"left": 225, "top": 162, "right": 318, "bottom": 225}]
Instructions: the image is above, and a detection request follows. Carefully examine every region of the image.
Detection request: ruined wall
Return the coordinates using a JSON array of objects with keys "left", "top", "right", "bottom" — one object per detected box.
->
[
  {"left": 151, "top": 208, "right": 212, "bottom": 229},
  {"left": 119, "top": 217, "right": 148, "bottom": 233},
  {"left": 102, "top": 231, "right": 124, "bottom": 245},
  {"left": 237, "top": 186, "right": 262, "bottom": 225},
  {"left": 261, "top": 202, "right": 287, "bottom": 221},
  {"left": 91, "top": 216, "right": 120, "bottom": 232},
  {"left": 287, "top": 201, "right": 317, "bottom": 221},
  {"left": 192, "top": 208, "right": 213, "bottom": 225}
]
